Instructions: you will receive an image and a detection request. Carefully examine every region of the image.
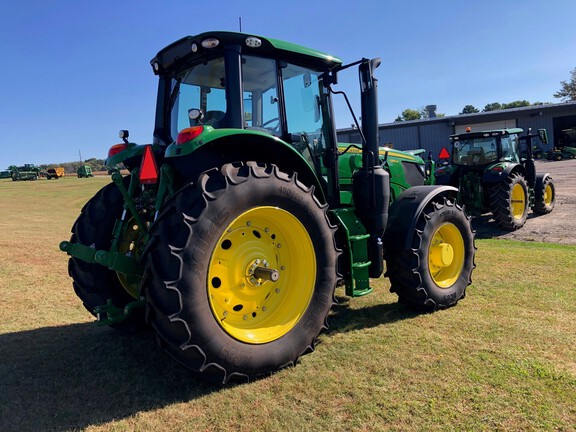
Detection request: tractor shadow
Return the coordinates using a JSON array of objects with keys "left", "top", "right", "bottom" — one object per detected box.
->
[
  {"left": 0, "top": 301, "right": 421, "bottom": 431},
  {"left": 326, "top": 296, "right": 421, "bottom": 335},
  {"left": 470, "top": 213, "right": 541, "bottom": 240},
  {"left": 0, "top": 323, "right": 218, "bottom": 432}
]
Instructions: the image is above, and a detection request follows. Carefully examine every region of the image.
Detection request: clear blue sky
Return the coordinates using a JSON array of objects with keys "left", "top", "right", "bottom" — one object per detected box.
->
[{"left": 1, "top": 0, "right": 574, "bottom": 168}]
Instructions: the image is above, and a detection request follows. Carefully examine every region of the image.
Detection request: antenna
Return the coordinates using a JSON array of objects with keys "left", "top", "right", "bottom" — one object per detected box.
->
[
  {"left": 239, "top": 17, "right": 242, "bottom": 32},
  {"left": 79, "top": 150, "right": 82, "bottom": 163}
]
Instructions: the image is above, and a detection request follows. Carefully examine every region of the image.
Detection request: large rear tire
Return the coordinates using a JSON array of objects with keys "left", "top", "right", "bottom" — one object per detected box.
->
[
  {"left": 533, "top": 176, "right": 555, "bottom": 214},
  {"left": 144, "top": 162, "right": 338, "bottom": 384},
  {"left": 68, "top": 178, "right": 145, "bottom": 331},
  {"left": 490, "top": 172, "right": 528, "bottom": 230},
  {"left": 385, "top": 197, "right": 475, "bottom": 311}
]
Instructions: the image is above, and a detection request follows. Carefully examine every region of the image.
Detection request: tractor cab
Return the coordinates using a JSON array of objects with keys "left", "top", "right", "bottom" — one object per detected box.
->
[
  {"left": 450, "top": 128, "right": 523, "bottom": 168},
  {"left": 149, "top": 32, "right": 343, "bottom": 198}
]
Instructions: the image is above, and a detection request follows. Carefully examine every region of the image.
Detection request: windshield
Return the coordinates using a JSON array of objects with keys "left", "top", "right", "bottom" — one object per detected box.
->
[
  {"left": 452, "top": 137, "right": 499, "bottom": 166},
  {"left": 170, "top": 58, "right": 227, "bottom": 139}
]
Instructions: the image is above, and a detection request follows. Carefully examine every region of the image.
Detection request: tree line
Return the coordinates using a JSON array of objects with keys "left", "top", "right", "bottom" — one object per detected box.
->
[
  {"left": 38, "top": 158, "right": 108, "bottom": 174},
  {"left": 395, "top": 67, "right": 576, "bottom": 122}
]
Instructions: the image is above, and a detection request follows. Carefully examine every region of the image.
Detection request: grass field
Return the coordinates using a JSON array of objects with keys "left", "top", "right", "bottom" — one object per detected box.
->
[{"left": 1, "top": 177, "right": 575, "bottom": 431}]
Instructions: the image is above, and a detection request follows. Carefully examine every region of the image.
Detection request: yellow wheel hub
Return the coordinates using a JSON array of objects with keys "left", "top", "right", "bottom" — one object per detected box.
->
[
  {"left": 544, "top": 184, "right": 553, "bottom": 206},
  {"left": 429, "top": 223, "right": 465, "bottom": 288},
  {"left": 511, "top": 183, "right": 526, "bottom": 219},
  {"left": 208, "top": 206, "right": 316, "bottom": 344}
]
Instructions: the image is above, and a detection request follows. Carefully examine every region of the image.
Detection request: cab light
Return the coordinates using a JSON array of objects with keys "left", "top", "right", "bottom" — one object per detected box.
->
[
  {"left": 108, "top": 143, "right": 128, "bottom": 158},
  {"left": 245, "top": 37, "right": 262, "bottom": 48},
  {"left": 201, "top": 38, "right": 220, "bottom": 49},
  {"left": 176, "top": 126, "right": 204, "bottom": 144},
  {"left": 139, "top": 145, "right": 158, "bottom": 184}
]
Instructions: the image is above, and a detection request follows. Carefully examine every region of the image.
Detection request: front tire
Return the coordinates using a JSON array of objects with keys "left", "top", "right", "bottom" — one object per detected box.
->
[
  {"left": 144, "top": 162, "right": 338, "bottom": 383},
  {"left": 533, "top": 176, "right": 555, "bottom": 214},
  {"left": 385, "top": 197, "right": 476, "bottom": 311},
  {"left": 490, "top": 172, "right": 528, "bottom": 230}
]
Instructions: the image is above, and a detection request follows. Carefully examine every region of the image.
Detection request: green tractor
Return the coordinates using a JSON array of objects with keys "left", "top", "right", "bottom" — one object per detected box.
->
[
  {"left": 435, "top": 128, "right": 555, "bottom": 230},
  {"left": 77, "top": 165, "right": 94, "bottom": 178},
  {"left": 9, "top": 164, "right": 40, "bottom": 181},
  {"left": 61, "top": 31, "right": 475, "bottom": 383}
]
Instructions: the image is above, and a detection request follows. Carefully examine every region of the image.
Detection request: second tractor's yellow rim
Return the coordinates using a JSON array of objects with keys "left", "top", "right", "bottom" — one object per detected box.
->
[
  {"left": 544, "top": 184, "right": 553, "bottom": 206},
  {"left": 428, "top": 222, "right": 465, "bottom": 288},
  {"left": 207, "top": 206, "right": 316, "bottom": 344},
  {"left": 511, "top": 183, "right": 526, "bottom": 219}
]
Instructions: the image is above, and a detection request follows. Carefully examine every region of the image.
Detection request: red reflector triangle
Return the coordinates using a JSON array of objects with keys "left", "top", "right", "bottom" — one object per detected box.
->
[
  {"left": 438, "top": 147, "right": 450, "bottom": 159},
  {"left": 139, "top": 145, "right": 158, "bottom": 184}
]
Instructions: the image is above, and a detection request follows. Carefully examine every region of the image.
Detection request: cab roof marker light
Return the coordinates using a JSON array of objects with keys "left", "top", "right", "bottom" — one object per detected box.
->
[
  {"left": 245, "top": 37, "right": 262, "bottom": 48},
  {"left": 201, "top": 38, "right": 219, "bottom": 49}
]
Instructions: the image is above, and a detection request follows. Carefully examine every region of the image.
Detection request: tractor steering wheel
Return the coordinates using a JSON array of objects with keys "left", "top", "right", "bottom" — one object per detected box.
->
[{"left": 261, "top": 117, "right": 280, "bottom": 132}]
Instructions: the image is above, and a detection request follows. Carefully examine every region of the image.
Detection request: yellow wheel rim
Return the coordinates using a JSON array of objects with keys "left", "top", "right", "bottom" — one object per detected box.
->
[
  {"left": 116, "top": 218, "right": 144, "bottom": 299},
  {"left": 544, "top": 184, "right": 553, "bottom": 206},
  {"left": 428, "top": 223, "right": 465, "bottom": 288},
  {"left": 208, "top": 206, "right": 316, "bottom": 344},
  {"left": 510, "top": 183, "right": 526, "bottom": 220}
]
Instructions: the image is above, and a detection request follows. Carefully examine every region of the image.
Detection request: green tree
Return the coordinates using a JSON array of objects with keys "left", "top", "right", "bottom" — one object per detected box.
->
[
  {"left": 501, "top": 100, "right": 531, "bottom": 109},
  {"left": 554, "top": 67, "right": 576, "bottom": 101},
  {"left": 395, "top": 109, "right": 422, "bottom": 122},
  {"left": 460, "top": 105, "right": 480, "bottom": 114},
  {"left": 483, "top": 102, "right": 502, "bottom": 112}
]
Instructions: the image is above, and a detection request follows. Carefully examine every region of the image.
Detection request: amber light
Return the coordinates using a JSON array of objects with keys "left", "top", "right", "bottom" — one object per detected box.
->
[
  {"left": 108, "top": 143, "right": 128, "bottom": 158},
  {"left": 176, "top": 126, "right": 204, "bottom": 144},
  {"left": 139, "top": 145, "right": 158, "bottom": 184}
]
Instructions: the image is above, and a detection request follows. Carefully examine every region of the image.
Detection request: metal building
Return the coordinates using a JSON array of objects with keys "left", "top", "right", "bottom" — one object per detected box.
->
[{"left": 337, "top": 101, "right": 576, "bottom": 160}]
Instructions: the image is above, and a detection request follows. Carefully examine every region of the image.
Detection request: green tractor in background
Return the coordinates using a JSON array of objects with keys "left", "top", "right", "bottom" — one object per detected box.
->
[
  {"left": 9, "top": 164, "right": 40, "bottom": 181},
  {"left": 435, "top": 128, "right": 555, "bottom": 230},
  {"left": 61, "top": 31, "right": 475, "bottom": 383},
  {"left": 77, "top": 165, "right": 94, "bottom": 178}
]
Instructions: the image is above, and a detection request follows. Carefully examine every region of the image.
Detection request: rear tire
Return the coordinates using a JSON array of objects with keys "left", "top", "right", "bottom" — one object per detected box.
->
[
  {"left": 144, "top": 162, "right": 338, "bottom": 383},
  {"left": 385, "top": 197, "right": 475, "bottom": 311},
  {"left": 533, "top": 176, "right": 555, "bottom": 214},
  {"left": 68, "top": 178, "right": 145, "bottom": 331},
  {"left": 490, "top": 172, "right": 528, "bottom": 230}
]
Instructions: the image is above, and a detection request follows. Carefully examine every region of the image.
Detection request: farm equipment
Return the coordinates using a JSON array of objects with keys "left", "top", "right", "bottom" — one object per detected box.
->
[
  {"left": 9, "top": 164, "right": 40, "bottom": 181},
  {"left": 546, "top": 146, "right": 576, "bottom": 160},
  {"left": 46, "top": 167, "right": 65, "bottom": 179},
  {"left": 60, "top": 31, "right": 476, "bottom": 383},
  {"left": 76, "top": 165, "right": 93, "bottom": 178},
  {"left": 435, "top": 128, "right": 555, "bottom": 230}
]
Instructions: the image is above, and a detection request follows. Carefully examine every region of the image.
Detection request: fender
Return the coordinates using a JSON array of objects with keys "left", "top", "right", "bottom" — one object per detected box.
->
[
  {"left": 535, "top": 172, "right": 552, "bottom": 189},
  {"left": 383, "top": 185, "right": 458, "bottom": 250},
  {"left": 481, "top": 162, "right": 525, "bottom": 185},
  {"left": 165, "top": 126, "right": 327, "bottom": 202}
]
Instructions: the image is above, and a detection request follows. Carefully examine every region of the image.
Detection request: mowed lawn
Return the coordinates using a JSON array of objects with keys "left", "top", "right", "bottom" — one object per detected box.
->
[{"left": 0, "top": 176, "right": 575, "bottom": 432}]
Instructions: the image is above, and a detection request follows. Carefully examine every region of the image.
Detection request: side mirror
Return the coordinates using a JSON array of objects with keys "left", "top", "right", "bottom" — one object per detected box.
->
[{"left": 538, "top": 129, "right": 548, "bottom": 145}]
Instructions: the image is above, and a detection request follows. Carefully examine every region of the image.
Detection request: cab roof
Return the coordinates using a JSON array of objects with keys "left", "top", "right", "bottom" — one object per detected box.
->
[
  {"left": 151, "top": 31, "right": 342, "bottom": 74},
  {"left": 450, "top": 128, "right": 524, "bottom": 140}
]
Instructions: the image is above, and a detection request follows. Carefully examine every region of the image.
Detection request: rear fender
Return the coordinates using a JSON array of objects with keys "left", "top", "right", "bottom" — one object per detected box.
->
[
  {"left": 165, "top": 129, "right": 326, "bottom": 202},
  {"left": 383, "top": 185, "right": 458, "bottom": 251},
  {"left": 481, "top": 162, "right": 525, "bottom": 185}
]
